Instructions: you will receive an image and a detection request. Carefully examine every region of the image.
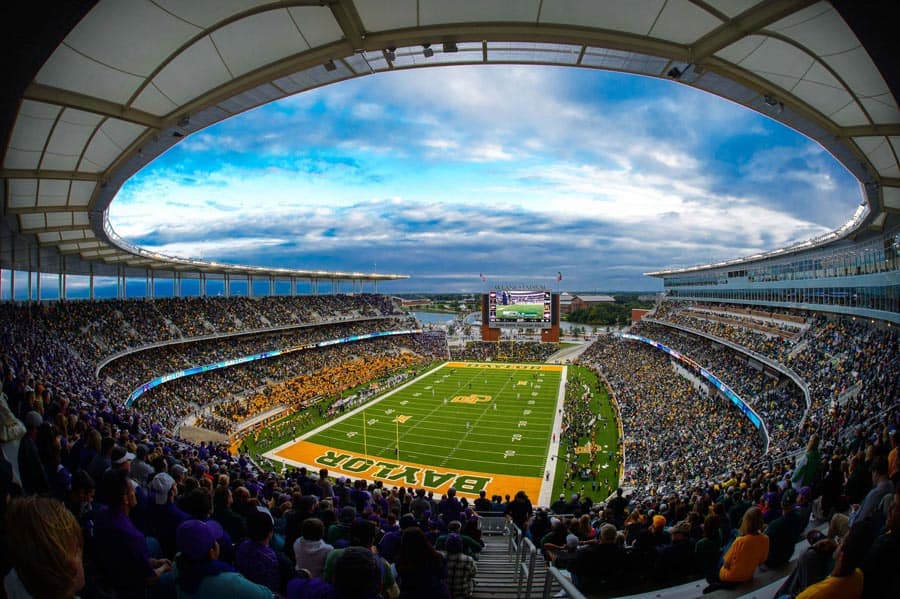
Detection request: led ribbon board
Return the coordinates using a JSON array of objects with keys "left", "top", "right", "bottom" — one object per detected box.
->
[{"left": 619, "top": 333, "right": 770, "bottom": 453}]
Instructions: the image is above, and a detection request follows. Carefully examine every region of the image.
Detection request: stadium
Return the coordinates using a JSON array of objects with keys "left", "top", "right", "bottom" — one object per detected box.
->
[{"left": 0, "top": 2, "right": 898, "bottom": 599}]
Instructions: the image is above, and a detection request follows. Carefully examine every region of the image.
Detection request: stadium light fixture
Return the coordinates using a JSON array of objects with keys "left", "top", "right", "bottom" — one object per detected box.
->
[
  {"left": 323, "top": 60, "right": 337, "bottom": 72},
  {"left": 666, "top": 66, "right": 682, "bottom": 79},
  {"left": 385, "top": 47, "right": 396, "bottom": 61},
  {"left": 423, "top": 43, "right": 434, "bottom": 58},
  {"left": 763, "top": 94, "right": 784, "bottom": 114},
  {"left": 443, "top": 41, "right": 458, "bottom": 53}
]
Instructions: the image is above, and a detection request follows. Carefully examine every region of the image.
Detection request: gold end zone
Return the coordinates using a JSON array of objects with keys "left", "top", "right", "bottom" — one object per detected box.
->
[
  {"left": 271, "top": 440, "right": 543, "bottom": 499},
  {"left": 445, "top": 361, "right": 562, "bottom": 372}
]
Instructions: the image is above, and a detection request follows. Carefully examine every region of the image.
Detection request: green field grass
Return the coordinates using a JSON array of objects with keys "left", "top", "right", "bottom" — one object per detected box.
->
[
  {"left": 495, "top": 303, "right": 544, "bottom": 320},
  {"left": 550, "top": 366, "right": 619, "bottom": 501},
  {"left": 300, "top": 362, "right": 561, "bottom": 478}
]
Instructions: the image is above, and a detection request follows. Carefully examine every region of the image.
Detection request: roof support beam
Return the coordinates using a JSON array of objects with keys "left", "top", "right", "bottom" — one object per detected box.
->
[
  {"left": 19, "top": 223, "right": 92, "bottom": 234},
  {"left": 25, "top": 83, "right": 163, "bottom": 129},
  {"left": 55, "top": 245, "right": 103, "bottom": 255},
  {"left": 329, "top": 0, "right": 367, "bottom": 50},
  {"left": 0, "top": 168, "right": 102, "bottom": 182},
  {"left": 9, "top": 205, "right": 92, "bottom": 214},
  {"left": 842, "top": 124, "right": 900, "bottom": 137},
  {"left": 690, "top": 0, "right": 818, "bottom": 62}
]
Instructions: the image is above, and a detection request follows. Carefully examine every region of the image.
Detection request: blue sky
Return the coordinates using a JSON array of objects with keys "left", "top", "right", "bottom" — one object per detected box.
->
[{"left": 109, "top": 65, "right": 860, "bottom": 293}]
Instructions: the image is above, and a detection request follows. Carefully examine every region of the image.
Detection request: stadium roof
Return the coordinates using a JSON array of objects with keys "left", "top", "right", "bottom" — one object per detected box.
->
[{"left": 2, "top": 0, "right": 898, "bottom": 282}]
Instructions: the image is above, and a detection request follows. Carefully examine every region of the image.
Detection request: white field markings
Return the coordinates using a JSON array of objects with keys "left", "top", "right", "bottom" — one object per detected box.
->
[
  {"left": 262, "top": 361, "right": 449, "bottom": 462},
  {"left": 321, "top": 370, "right": 551, "bottom": 469},
  {"left": 340, "top": 364, "right": 511, "bottom": 461},
  {"left": 268, "top": 362, "right": 560, "bottom": 472},
  {"left": 439, "top": 368, "right": 534, "bottom": 468},
  {"left": 538, "top": 365, "right": 569, "bottom": 507}
]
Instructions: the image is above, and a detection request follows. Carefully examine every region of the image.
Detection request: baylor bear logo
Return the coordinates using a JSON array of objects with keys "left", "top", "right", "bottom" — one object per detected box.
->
[{"left": 450, "top": 394, "right": 492, "bottom": 404}]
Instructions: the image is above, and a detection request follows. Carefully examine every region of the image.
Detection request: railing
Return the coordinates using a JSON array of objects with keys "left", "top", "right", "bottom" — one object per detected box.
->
[
  {"left": 516, "top": 536, "right": 538, "bottom": 598},
  {"left": 507, "top": 522, "right": 522, "bottom": 560},
  {"left": 541, "top": 566, "right": 587, "bottom": 599},
  {"left": 478, "top": 515, "right": 510, "bottom": 535}
]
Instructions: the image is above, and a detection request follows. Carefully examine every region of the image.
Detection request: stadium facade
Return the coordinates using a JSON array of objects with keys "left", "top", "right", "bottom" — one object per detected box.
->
[{"left": 0, "top": 0, "right": 898, "bottom": 317}]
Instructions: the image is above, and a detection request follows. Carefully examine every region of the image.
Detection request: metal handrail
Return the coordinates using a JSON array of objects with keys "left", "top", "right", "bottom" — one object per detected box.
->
[
  {"left": 542, "top": 566, "right": 587, "bottom": 599},
  {"left": 478, "top": 515, "right": 509, "bottom": 534},
  {"left": 517, "top": 536, "right": 538, "bottom": 598},
  {"left": 507, "top": 522, "right": 522, "bottom": 560}
]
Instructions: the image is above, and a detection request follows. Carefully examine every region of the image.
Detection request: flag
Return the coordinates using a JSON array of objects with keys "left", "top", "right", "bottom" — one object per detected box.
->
[
  {"left": 556, "top": 271, "right": 562, "bottom": 282},
  {"left": 480, "top": 273, "right": 486, "bottom": 282}
]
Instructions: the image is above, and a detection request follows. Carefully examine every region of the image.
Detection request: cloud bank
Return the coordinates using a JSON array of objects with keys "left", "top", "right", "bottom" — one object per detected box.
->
[{"left": 111, "top": 66, "right": 860, "bottom": 292}]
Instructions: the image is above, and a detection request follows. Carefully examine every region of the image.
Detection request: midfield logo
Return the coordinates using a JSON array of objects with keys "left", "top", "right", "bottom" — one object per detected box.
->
[{"left": 450, "top": 394, "right": 492, "bottom": 404}]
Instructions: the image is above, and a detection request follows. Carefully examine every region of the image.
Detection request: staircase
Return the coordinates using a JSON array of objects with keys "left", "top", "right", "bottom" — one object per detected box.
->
[{"left": 472, "top": 520, "right": 559, "bottom": 599}]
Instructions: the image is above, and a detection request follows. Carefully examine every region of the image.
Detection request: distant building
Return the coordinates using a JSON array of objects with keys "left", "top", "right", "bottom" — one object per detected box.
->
[
  {"left": 631, "top": 308, "right": 652, "bottom": 323},
  {"left": 395, "top": 297, "right": 431, "bottom": 307},
  {"left": 569, "top": 294, "right": 616, "bottom": 311},
  {"left": 558, "top": 292, "right": 575, "bottom": 314}
]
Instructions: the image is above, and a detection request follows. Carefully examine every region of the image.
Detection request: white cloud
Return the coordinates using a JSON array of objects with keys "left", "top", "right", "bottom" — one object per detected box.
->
[
  {"left": 111, "top": 64, "right": 860, "bottom": 291},
  {"left": 467, "top": 143, "right": 514, "bottom": 162},
  {"left": 422, "top": 138, "right": 459, "bottom": 150}
]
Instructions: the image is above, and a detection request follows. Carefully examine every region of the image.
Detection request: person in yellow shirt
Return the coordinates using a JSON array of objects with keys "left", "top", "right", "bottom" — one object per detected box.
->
[
  {"left": 796, "top": 519, "right": 876, "bottom": 599},
  {"left": 720, "top": 507, "right": 769, "bottom": 583},
  {"left": 704, "top": 507, "right": 768, "bottom": 593}
]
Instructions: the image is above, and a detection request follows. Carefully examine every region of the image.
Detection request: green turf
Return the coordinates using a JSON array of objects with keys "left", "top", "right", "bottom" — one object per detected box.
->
[
  {"left": 303, "top": 363, "right": 562, "bottom": 478},
  {"left": 495, "top": 303, "right": 544, "bottom": 319},
  {"left": 550, "top": 366, "right": 620, "bottom": 501}
]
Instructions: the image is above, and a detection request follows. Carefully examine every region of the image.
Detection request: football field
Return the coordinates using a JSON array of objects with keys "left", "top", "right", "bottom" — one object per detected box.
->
[{"left": 265, "top": 361, "right": 564, "bottom": 500}]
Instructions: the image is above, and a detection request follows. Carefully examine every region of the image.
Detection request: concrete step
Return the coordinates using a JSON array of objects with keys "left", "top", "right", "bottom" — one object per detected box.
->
[{"left": 471, "top": 535, "right": 557, "bottom": 599}]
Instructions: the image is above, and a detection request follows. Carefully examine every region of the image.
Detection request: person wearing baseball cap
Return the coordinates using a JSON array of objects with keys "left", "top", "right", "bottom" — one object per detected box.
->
[
  {"left": 175, "top": 519, "right": 273, "bottom": 598},
  {"left": 765, "top": 489, "right": 804, "bottom": 568},
  {"left": 146, "top": 473, "right": 189, "bottom": 559},
  {"left": 443, "top": 533, "right": 477, "bottom": 599}
]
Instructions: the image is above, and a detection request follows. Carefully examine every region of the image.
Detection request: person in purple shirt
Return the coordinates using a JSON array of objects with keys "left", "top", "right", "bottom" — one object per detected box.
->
[
  {"left": 438, "top": 488, "right": 463, "bottom": 525},
  {"left": 236, "top": 507, "right": 284, "bottom": 594},
  {"left": 92, "top": 469, "right": 171, "bottom": 598},
  {"left": 288, "top": 546, "right": 384, "bottom": 599},
  {"left": 146, "top": 472, "right": 191, "bottom": 559}
]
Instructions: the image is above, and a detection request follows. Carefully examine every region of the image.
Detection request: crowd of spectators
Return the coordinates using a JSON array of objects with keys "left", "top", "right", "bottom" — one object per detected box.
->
[
  {"left": 196, "top": 351, "right": 423, "bottom": 434},
  {"left": 560, "top": 301, "right": 898, "bottom": 595},
  {"left": 0, "top": 294, "right": 477, "bottom": 598},
  {"left": 649, "top": 302, "right": 899, "bottom": 458},
  {"left": 136, "top": 335, "right": 445, "bottom": 433},
  {"left": 634, "top": 322, "right": 808, "bottom": 455},
  {"left": 100, "top": 318, "right": 414, "bottom": 400},
  {"left": 0, "top": 294, "right": 897, "bottom": 598},
  {"left": 10, "top": 294, "right": 399, "bottom": 366},
  {"left": 449, "top": 341, "right": 558, "bottom": 363},
  {"left": 101, "top": 319, "right": 409, "bottom": 412},
  {"left": 0, "top": 382, "right": 493, "bottom": 598},
  {"left": 651, "top": 302, "right": 799, "bottom": 358},
  {"left": 579, "top": 335, "right": 766, "bottom": 492}
]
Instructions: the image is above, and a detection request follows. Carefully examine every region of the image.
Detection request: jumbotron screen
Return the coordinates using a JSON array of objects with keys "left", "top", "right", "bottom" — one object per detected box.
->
[{"left": 488, "top": 289, "right": 552, "bottom": 327}]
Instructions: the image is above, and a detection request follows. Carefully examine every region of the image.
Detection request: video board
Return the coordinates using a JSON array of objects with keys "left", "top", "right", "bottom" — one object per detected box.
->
[{"left": 488, "top": 289, "right": 552, "bottom": 328}]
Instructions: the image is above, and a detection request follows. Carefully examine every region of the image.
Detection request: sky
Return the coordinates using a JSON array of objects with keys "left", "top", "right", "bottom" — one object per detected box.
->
[{"left": 108, "top": 64, "right": 861, "bottom": 294}]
